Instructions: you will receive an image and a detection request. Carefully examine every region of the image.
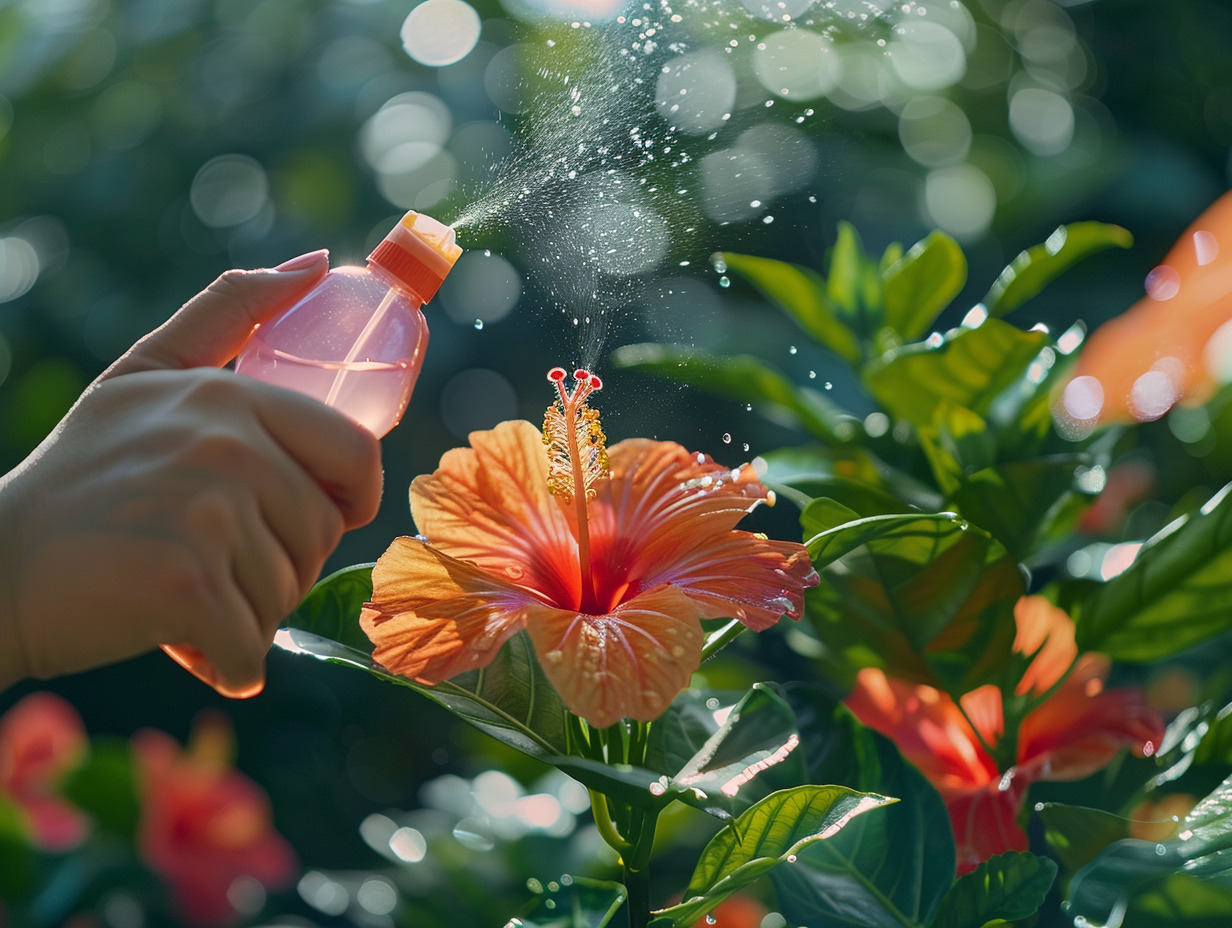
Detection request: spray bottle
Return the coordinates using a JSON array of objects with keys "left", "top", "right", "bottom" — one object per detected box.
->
[
  {"left": 234, "top": 209, "right": 462, "bottom": 438},
  {"left": 164, "top": 210, "right": 461, "bottom": 698}
]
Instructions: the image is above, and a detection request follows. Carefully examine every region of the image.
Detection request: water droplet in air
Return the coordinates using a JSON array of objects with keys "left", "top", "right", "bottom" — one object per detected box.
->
[
  {"left": 763, "top": 215, "right": 774, "bottom": 224},
  {"left": 722, "top": 432, "right": 732, "bottom": 443},
  {"left": 824, "top": 382, "right": 832, "bottom": 390},
  {"left": 560, "top": 874, "right": 573, "bottom": 886},
  {"left": 789, "top": 345, "right": 798, "bottom": 354},
  {"left": 808, "top": 370, "right": 816, "bottom": 379},
  {"left": 705, "top": 915, "right": 717, "bottom": 925},
  {"left": 742, "top": 443, "right": 749, "bottom": 452},
  {"left": 474, "top": 319, "right": 484, "bottom": 330},
  {"left": 526, "top": 879, "right": 544, "bottom": 894},
  {"left": 719, "top": 275, "right": 730, "bottom": 288},
  {"left": 705, "top": 697, "right": 721, "bottom": 709}
]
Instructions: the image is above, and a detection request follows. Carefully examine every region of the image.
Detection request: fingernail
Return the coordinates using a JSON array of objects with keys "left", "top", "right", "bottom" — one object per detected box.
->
[{"left": 274, "top": 248, "right": 328, "bottom": 272}]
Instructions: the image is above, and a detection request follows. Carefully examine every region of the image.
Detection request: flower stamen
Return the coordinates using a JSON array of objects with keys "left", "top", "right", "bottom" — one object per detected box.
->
[{"left": 543, "top": 367, "right": 609, "bottom": 609}]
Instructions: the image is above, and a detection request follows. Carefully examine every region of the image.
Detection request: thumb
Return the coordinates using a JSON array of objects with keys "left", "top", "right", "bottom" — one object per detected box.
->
[{"left": 100, "top": 249, "right": 329, "bottom": 380}]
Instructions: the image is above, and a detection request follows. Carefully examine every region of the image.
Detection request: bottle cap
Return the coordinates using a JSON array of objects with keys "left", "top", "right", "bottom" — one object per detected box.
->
[{"left": 367, "top": 210, "right": 463, "bottom": 303}]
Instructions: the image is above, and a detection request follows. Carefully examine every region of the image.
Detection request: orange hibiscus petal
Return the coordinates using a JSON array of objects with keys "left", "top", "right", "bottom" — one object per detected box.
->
[
  {"left": 525, "top": 584, "right": 704, "bottom": 728},
  {"left": 1018, "top": 654, "right": 1165, "bottom": 781},
  {"left": 409, "top": 420, "right": 581, "bottom": 605},
  {"left": 650, "top": 530, "right": 818, "bottom": 630},
  {"left": 1012, "top": 595, "right": 1078, "bottom": 698},
  {"left": 592, "top": 439, "right": 774, "bottom": 575},
  {"left": 845, "top": 669, "right": 999, "bottom": 794},
  {"left": 361, "top": 537, "right": 541, "bottom": 683},
  {"left": 946, "top": 774, "right": 1030, "bottom": 875}
]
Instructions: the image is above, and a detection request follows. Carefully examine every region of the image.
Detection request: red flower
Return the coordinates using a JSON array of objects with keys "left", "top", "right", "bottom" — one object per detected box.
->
[
  {"left": 845, "top": 596, "right": 1163, "bottom": 873},
  {"left": 362, "top": 368, "right": 819, "bottom": 728},
  {"left": 134, "top": 712, "right": 296, "bottom": 927},
  {"left": 0, "top": 692, "right": 88, "bottom": 850}
]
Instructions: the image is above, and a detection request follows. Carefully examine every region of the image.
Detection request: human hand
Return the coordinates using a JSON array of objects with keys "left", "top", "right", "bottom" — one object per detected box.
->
[{"left": 0, "top": 251, "right": 383, "bottom": 696}]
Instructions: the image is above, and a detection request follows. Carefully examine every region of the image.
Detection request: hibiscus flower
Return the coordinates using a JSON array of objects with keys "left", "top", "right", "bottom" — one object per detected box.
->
[
  {"left": 1057, "top": 189, "right": 1232, "bottom": 432},
  {"left": 361, "top": 368, "right": 819, "bottom": 728},
  {"left": 134, "top": 712, "right": 296, "bottom": 927},
  {"left": 0, "top": 691, "right": 88, "bottom": 850},
  {"left": 844, "top": 596, "right": 1164, "bottom": 874}
]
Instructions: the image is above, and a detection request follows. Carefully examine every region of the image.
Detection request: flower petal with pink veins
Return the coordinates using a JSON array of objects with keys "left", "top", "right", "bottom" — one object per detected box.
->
[
  {"left": 410, "top": 421, "right": 582, "bottom": 606},
  {"left": 648, "top": 530, "right": 818, "bottom": 630},
  {"left": 361, "top": 537, "right": 544, "bottom": 683},
  {"left": 593, "top": 440, "right": 772, "bottom": 578},
  {"left": 526, "top": 585, "right": 704, "bottom": 729}
]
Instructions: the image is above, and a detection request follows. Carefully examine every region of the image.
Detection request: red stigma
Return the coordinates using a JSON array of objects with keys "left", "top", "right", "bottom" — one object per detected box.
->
[{"left": 548, "top": 367, "right": 567, "bottom": 382}]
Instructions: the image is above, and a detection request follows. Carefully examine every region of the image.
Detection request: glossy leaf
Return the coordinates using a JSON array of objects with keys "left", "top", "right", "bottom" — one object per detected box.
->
[
  {"left": 609, "top": 344, "right": 857, "bottom": 442},
  {"left": 983, "top": 222, "right": 1133, "bottom": 318},
  {"left": 827, "top": 222, "right": 881, "bottom": 334},
  {"left": 1077, "top": 481, "right": 1232, "bottom": 661},
  {"left": 803, "top": 512, "right": 1021, "bottom": 693},
  {"left": 515, "top": 876, "right": 628, "bottom": 928},
  {"left": 275, "top": 627, "right": 572, "bottom": 760},
  {"left": 1038, "top": 802, "right": 1132, "bottom": 876},
  {"left": 865, "top": 320, "right": 1049, "bottom": 427},
  {"left": 649, "top": 785, "right": 895, "bottom": 928},
  {"left": 718, "top": 251, "right": 861, "bottom": 362},
  {"left": 779, "top": 683, "right": 956, "bottom": 928},
  {"left": 285, "top": 561, "right": 375, "bottom": 651},
  {"left": 882, "top": 230, "right": 967, "bottom": 342},
  {"left": 928, "top": 852, "right": 1056, "bottom": 928},
  {"left": 1067, "top": 772, "right": 1232, "bottom": 925},
  {"left": 948, "top": 456, "right": 1083, "bottom": 562}
]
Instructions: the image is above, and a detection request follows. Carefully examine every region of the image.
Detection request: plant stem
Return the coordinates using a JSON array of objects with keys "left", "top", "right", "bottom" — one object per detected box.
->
[
  {"left": 701, "top": 618, "right": 747, "bottom": 662},
  {"left": 623, "top": 861, "right": 651, "bottom": 928}
]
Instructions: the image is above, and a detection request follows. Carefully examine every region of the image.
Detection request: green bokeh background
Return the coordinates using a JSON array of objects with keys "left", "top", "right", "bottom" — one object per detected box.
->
[{"left": 2, "top": 0, "right": 1232, "bottom": 922}]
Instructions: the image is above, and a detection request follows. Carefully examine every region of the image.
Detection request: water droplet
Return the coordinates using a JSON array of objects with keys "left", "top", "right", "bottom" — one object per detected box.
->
[
  {"left": 808, "top": 370, "right": 816, "bottom": 379},
  {"left": 786, "top": 854, "right": 797, "bottom": 862},
  {"left": 1155, "top": 843, "right": 1167, "bottom": 856},
  {"left": 560, "top": 874, "right": 573, "bottom": 886},
  {"left": 719, "top": 275, "right": 730, "bottom": 288},
  {"left": 649, "top": 781, "right": 667, "bottom": 796},
  {"left": 544, "top": 899, "right": 557, "bottom": 910},
  {"left": 789, "top": 345, "right": 798, "bottom": 354},
  {"left": 742, "top": 443, "right": 749, "bottom": 452},
  {"left": 824, "top": 382, "right": 833, "bottom": 390},
  {"left": 721, "top": 432, "right": 731, "bottom": 443},
  {"left": 705, "top": 697, "right": 721, "bottom": 710},
  {"left": 505, "top": 565, "right": 525, "bottom": 580},
  {"left": 526, "top": 878, "right": 544, "bottom": 894},
  {"left": 474, "top": 319, "right": 485, "bottom": 330},
  {"left": 705, "top": 915, "right": 717, "bottom": 925},
  {"left": 763, "top": 215, "right": 774, "bottom": 224}
]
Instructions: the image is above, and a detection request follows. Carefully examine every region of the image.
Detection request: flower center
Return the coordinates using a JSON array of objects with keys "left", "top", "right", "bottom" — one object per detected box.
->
[{"left": 543, "top": 367, "right": 609, "bottom": 610}]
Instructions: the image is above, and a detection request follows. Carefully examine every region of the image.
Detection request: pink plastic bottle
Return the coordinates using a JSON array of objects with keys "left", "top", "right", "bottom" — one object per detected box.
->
[
  {"left": 234, "top": 209, "right": 462, "bottom": 438},
  {"left": 164, "top": 211, "right": 460, "bottom": 699}
]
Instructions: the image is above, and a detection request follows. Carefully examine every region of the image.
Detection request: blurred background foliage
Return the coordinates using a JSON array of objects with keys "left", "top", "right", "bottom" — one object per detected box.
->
[{"left": 2, "top": 0, "right": 1232, "bottom": 924}]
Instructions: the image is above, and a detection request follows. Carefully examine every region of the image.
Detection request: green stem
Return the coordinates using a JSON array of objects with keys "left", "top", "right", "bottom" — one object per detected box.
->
[
  {"left": 588, "top": 789, "right": 634, "bottom": 856},
  {"left": 623, "top": 860, "right": 651, "bottom": 928},
  {"left": 701, "top": 619, "right": 747, "bottom": 662}
]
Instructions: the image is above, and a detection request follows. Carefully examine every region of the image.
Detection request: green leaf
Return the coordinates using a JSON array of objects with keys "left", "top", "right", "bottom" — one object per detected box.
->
[
  {"left": 803, "top": 513, "right": 1021, "bottom": 693},
  {"left": 865, "top": 320, "right": 1049, "bottom": 427},
  {"left": 948, "top": 456, "right": 1083, "bottom": 562},
  {"left": 780, "top": 683, "right": 957, "bottom": 928},
  {"left": 0, "top": 793, "right": 32, "bottom": 900},
  {"left": 917, "top": 403, "right": 994, "bottom": 496},
  {"left": 516, "top": 876, "right": 628, "bottom": 927},
  {"left": 928, "top": 852, "right": 1057, "bottom": 928},
  {"left": 881, "top": 231, "right": 967, "bottom": 343},
  {"left": 983, "top": 222, "right": 1133, "bottom": 318},
  {"left": 662, "top": 683, "right": 808, "bottom": 818},
  {"left": 650, "top": 785, "right": 895, "bottom": 928},
  {"left": 275, "top": 627, "right": 571, "bottom": 760},
  {"left": 59, "top": 738, "right": 139, "bottom": 840},
  {"left": 285, "top": 561, "right": 375, "bottom": 651},
  {"left": 1067, "top": 772, "right": 1232, "bottom": 925},
  {"left": 609, "top": 344, "right": 858, "bottom": 443},
  {"left": 553, "top": 684, "right": 807, "bottom": 817},
  {"left": 828, "top": 222, "right": 880, "bottom": 334},
  {"left": 1038, "top": 802, "right": 1133, "bottom": 876},
  {"left": 1076, "top": 481, "right": 1232, "bottom": 661},
  {"left": 718, "top": 251, "right": 861, "bottom": 363}
]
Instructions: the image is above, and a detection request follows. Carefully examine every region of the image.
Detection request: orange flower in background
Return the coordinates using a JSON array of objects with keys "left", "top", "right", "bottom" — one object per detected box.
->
[
  {"left": 362, "top": 368, "right": 819, "bottom": 728},
  {"left": 845, "top": 596, "right": 1164, "bottom": 874},
  {"left": 134, "top": 712, "right": 296, "bottom": 927},
  {"left": 1056, "top": 189, "right": 1232, "bottom": 434},
  {"left": 690, "top": 893, "right": 768, "bottom": 927},
  {"left": 0, "top": 691, "right": 88, "bottom": 850}
]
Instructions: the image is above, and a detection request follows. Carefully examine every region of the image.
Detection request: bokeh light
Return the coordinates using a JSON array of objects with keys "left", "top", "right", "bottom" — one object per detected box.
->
[
  {"left": 361, "top": 91, "right": 458, "bottom": 208},
  {"left": 0, "top": 236, "right": 41, "bottom": 303},
  {"left": 898, "top": 96, "right": 972, "bottom": 167},
  {"left": 401, "top": 0, "right": 482, "bottom": 67},
  {"left": 655, "top": 50, "right": 736, "bottom": 135},
  {"left": 888, "top": 20, "right": 966, "bottom": 90},
  {"left": 437, "top": 250, "right": 522, "bottom": 326},
  {"left": 189, "top": 154, "right": 269, "bottom": 229},
  {"left": 439, "top": 367, "right": 518, "bottom": 438},
  {"left": 752, "top": 29, "right": 838, "bottom": 101},
  {"left": 922, "top": 162, "right": 996, "bottom": 240},
  {"left": 1008, "top": 85, "right": 1075, "bottom": 156}
]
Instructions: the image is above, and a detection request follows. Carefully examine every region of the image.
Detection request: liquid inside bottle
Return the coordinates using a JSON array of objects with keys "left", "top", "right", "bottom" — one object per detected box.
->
[{"left": 234, "top": 266, "right": 426, "bottom": 438}]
